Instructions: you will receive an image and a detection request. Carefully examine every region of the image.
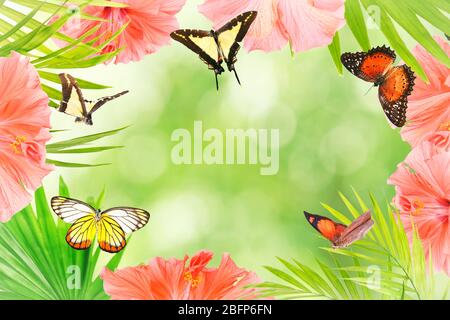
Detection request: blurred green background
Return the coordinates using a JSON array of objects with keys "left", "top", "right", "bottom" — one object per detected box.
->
[{"left": 43, "top": 0, "right": 427, "bottom": 280}]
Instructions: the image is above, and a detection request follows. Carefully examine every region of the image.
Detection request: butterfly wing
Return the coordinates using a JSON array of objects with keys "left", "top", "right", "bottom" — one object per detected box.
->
[
  {"left": 304, "top": 211, "right": 347, "bottom": 244},
  {"left": 101, "top": 207, "right": 150, "bottom": 234},
  {"left": 58, "top": 73, "right": 88, "bottom": 119},
  {"left": 378, "top": 65, "right": 415, "bottom": 127},
  {"left": 97, "top": 214, "right": 127, "bottom": 253},
  {"left": 332, "top": 211, "right": 374, "bottom": 248},
  {"left": 51, "top": 196, "right": 97, "bottom": 223},
  {"left": 84, "top": 90, "right": 129, "bottom": 123},
  {"left": 65, "top": 215, "right": 97, "bottom": 250},
  {"left": 216, "top": 11, "right": 257, "bottom": 75},
  {"left": 170, "top": 29, "right": 224, "bottom": 73},
  {"left": 51, "top": 196, "right": 98, "bottom": 250},
  {"left": 171, "top": 29, "right": 225, "bottom": 90},
  {"left": 341, "top": 46, "right": 396, "bottom": 82}
]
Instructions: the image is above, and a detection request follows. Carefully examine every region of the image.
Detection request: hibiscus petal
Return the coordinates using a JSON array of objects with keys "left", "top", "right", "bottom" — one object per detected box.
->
[
  {"left": 0, "top": 53, "right": 52, "bottom": 222},
  {"left": 401, "top": 36, "right": 450, "bottom": 146},
  {"left": 101, "top": 266, "right": 154, "bottom": 300},
  {"left": 278, "top": 0, "right": 345, "bottom": 52},
  {"left": 54, "top": 0, "right": 186, "bottom": 64}
]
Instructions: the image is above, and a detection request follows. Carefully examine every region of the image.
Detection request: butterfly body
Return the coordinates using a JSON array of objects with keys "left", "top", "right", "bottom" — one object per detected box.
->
[
  {"left": 171, "top": 11, "right": 257, "bottom": 90},
  {"left": 51, "top": 196, "right": 150, "bottom": 253},
  {"left": 304, "top": 211, "right": 374, "bottom": 248},
  {"left": 58, "top": 73, "right": 129, "bottom": 125},
  {"left": 341, "top": 46, "right": 415, "bottom": 127}
]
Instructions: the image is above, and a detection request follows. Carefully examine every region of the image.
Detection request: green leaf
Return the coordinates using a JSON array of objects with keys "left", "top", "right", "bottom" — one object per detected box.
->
[
  {"left": 328, "top": 32, "right": 343, "bottom": 74},
  {"left": 0, "top": 10, "right": 74, "bottom": 55},
  {"left": 46, "top": 159, "right": 111, "bottom": 168},
  {"left": 375, "top": 0, "right": 450, "bottom": 68},
  {"left": 377, "top": 6, "right": 428, "bottom": 81},
  {"left": 47, "top": 146, "right": 123, "bottom": 154},
  {"left": 41, "top": 83, "right": 62, "bottom": 101},
  {"left": 321, "top": 202, "right": 352, "bottom": 225},
  {"left": 58, "top": 176, "right": 70, "bottom": 197},
  {"left": 345, "top": 0, "right": 371, "bottom": 51},
  {"left": 0, "top": 3, "right": 43, "bottom": 44},
  {"left": 264, "top": 266, "right": 308, "bottom": 292},
  {"left": 39, "top": 71, "right": 111, "bottom": 89},
  {"left": 46, "top": 126, "right": 128, "bottom": 153}
]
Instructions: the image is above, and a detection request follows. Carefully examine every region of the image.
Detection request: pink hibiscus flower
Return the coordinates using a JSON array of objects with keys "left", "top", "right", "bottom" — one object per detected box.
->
[
  {"left": 198, "top": 0, "right": 345, "bottom": 53},
  {"left": 388, "top": 131, "right": 450, "bottom": 276},
  {"left": 56, "top": 0, "right": 186, "bottom": 64},
  {"left": 0, "top": 52, "right": 53, "bottom": 222},
  {"left": 101, "top": 250, "right": 262, "bottom": 300},
  {"left": 401, "top": 36, "right": 450, "bottom": 147}
]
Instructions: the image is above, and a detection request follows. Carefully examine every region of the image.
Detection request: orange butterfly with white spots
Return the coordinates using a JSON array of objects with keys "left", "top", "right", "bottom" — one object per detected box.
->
[
  {"left": 341, "top": 46, "right": 415, "bottom": 127},
  {"left": 303, "top": 211, "right": 374, "bottom": 248},
  {"left": 51, "top": 196, "right": 150, "bottom": 253}
]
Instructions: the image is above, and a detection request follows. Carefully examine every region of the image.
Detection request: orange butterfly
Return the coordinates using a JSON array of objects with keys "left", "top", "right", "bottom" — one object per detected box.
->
[
  {"left": 341, "top": 46, "right": 415, "bottom": 127},
  {"left": 304, "top": 211, "right": 374, "bottom": 248}
]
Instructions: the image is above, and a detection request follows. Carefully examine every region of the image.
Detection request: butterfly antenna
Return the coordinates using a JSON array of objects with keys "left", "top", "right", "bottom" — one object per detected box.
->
[
  {"left": 232, "top": 68, "right": 241, "bottom": 86},
  {"left": 364, "top": 84, "right": 375, "bottom": 96},
  {"left": 215, "top": 73, "right": 219, "bottom": 92}
]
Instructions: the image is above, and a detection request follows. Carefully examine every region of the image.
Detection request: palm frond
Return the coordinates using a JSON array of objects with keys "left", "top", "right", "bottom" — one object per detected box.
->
[
  {"left": 46, "top": 126, "right": 128, "bottom": 167},
  {"left": 257, "top": 190, "right": 449, "bottom": 300},
  {"left": 0, "top": 177, "right": 124, "bottom": 299}
]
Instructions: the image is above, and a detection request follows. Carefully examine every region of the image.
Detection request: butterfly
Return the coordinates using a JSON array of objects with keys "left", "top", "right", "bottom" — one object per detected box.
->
[
  {"left": 51, "top": 196, "right": 150, "bottom": 253},
  {"left": 58, "top": 73, "right": 129, "bottom": 125},
  {"left": 341, "top": 46, "right": 416, "bottom": 127},
  {"left": 303, "top": 211, "right": 374, "bottom": 248},
  {"left": 170, "top": 11, "right": 257, "bottom": 91}
]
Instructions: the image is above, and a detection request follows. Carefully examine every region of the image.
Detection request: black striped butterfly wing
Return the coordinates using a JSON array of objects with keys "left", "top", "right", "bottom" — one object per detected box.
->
[
  {"left": 216, "top": 11, "right": 257, "bottom": 75},
  {"left": 58, "top": 73, "right": 129, "bottom": 125},
  {"left": 170, "top": 29, "right": 225, "bottom": 90},
  {"left": 170, "top": 29, "right": 224, "bottom": 74},
  {"left": 85, "top": 90, "right": 130, "bottom": 116},
  {"left": 58, "top": 73, "right": 88, "bottom": 119}
]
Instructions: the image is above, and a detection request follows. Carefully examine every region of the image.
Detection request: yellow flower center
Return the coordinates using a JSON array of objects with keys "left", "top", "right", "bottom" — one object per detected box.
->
[
  {"left": 10, "top": 136, "right": 26, "bottom": 154},
  {"left": 412, "top": 198, "right": 424, "bottom": 215},
  {"left": 439, "top": 120, "right": 450, "bottom": 131},
  {"left": 184, "top": 272, "right": 201, "bottom": 288}
]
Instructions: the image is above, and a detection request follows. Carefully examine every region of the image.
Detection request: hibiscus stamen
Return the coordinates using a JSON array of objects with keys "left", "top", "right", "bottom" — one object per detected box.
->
[
  {"left": 10, "top": 136, "right": 26, "bottom": 154},
  {"left": 184, "top": 272, "right": 201, "bottom": 288},
  {"left": 413, "top": 198, "right": 425, "bottom": 215},
  {"left": 439, "top": 121, "right": 450, "bottom": 131}
]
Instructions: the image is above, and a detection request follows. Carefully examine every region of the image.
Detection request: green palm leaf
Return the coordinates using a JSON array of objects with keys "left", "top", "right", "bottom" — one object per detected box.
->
[
  {"left": 0, "top": 177, "right": 124, "bottom": 299},
  {"left": 46, "top": 126, "right": 128, "bottom": 167},
  {"left": 257, "top": 190, "right": 449, "bottom": 300}
]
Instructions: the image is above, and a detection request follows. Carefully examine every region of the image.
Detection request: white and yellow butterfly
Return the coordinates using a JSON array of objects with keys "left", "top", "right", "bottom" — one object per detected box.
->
[{"left": 51, "top": 196, "right": 150, "bottom": 253}]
